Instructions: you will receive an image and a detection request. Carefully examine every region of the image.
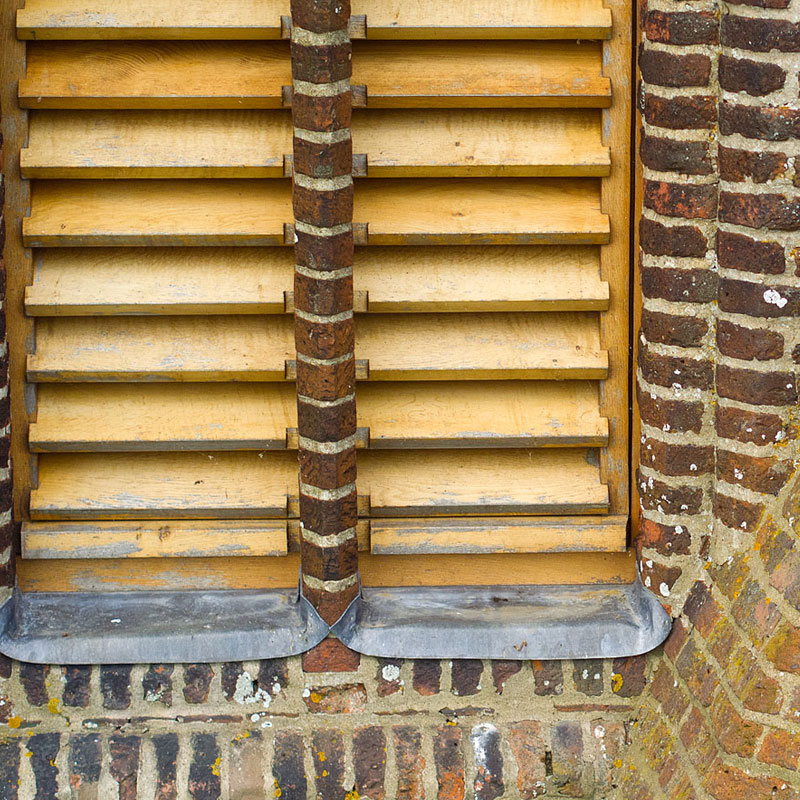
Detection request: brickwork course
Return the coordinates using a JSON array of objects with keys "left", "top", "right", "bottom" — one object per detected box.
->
[{"left": 1, "top": 0, "right": 800, "bottom": 797}]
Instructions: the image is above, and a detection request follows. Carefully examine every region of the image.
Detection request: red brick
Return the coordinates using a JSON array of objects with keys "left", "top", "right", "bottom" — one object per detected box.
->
[
  {"left": 720, "top": 191, "right": 800, "bottom": 231},
  {"left": 434, "top": 726, "right": 465, "bottom": 800},
  {"left": 312, "top": 730, "right": 345, "bottom": 799},
  {"left": 412, "top": 660, "right": 441, "bottom": 696},
  {"left": 727, "top": 0, "right": 788, "bottom": 7},
  {"left": 354, "top": 727, "right": 387, "bottom": 800},
  {"left": 674, "top": 638, "right": 719, "bottom": 707},
  {"left": 640, "top": 558, "right": 682, "bottom": 605},
  {"left": 296, "top": 356, "right": 356, "bottom": 402},
  {"left": 638, "top": 474, "right": 704, "bottom": 515},
  {"left": 109, "top": 736, "right": 140, "bottom": 800},
  {"left": 643, "top": 180, "right": 716, "bottom": 219},
  {"left": 291, "top": 41, "right": 352, "bottom": 84},
  {"left": 758, "top": 729, "right": 800, "bottom": 770},
  {"left": 706, "top": 761, "right": 800, "bottom": 800},
  {"left": 683, "top": 581, "right": 722, "bottom": 636},
  {"left": 295, "top": 313, "right": 354, "bottom": 360},
  {"left": 531, "top": 660, "right": 563, "bottom": 696},
  {"left": 717, "top": 449, "right": 792, "bottom": 495},
  {"left": 299, "top": 448, "right": 356, "bottom": 490},
  {"left": 550, "top": 722, "right": 584, "bottom": 797},
  {"left": 717, "top": 319, "right": 783, "bottom": 361},
  {"left": 719, "top": 55, "right": 786, "bottom": 96},
  {"left": 725, "top": 644, "right": 782, "bottom": 714},
  {"left": 640, "top": 135, "right": 713, "bottom": 176},
  {"left": 297, "top": 395, "right": 356, "bottom": 442},
  {"left": 639, "top": 48, "right": 712, "bottom": 88},
  {"left": 640, "top": 309, "right": 708, "bottom": 348},
  {"left": 717, "top": 230, "right": 786, "bottom": 275},
  {"left": 765, "top": 621, "right": 800, "bottom": 673},
  {"left": 302, "top": 583, "right": 358, "bottom": 624},
  {"left": 639, "top": 347, "right": 713, "bottom": 390},
  {"left": 638, "top": 388, "right": 704, "bottom": 435},
  {"left": 731, "top": 579, "right": 782, "bottom": 646},
  {"left": 721, "top": 15, "right": 800, "bottom": 53},
  {"left": 719, "top": 145, "right": 788, "bottom": 183},
  {"left": 643, "top": 94, "right": 716, "bottom": 130},
  {"left": 294, "top": 272, "right": 353, "bottom": 317},
  {"left": 714, "top": 491, "right": 765, "bottom": 535},
  {"left": 393, "top": 726, "right": 425, "bottom": 800},
  {"left": 451, "top": 660, "right": 483, "bottom": 697},
  {"left": 710, "top": 692, "right": 763, "bottom": 757},
  {"left": 491, "top": 661, "right": 522, "bottom": 695},
  {"left": 293, "top": 183, "right": 353, "bottom": 228},
  {"left": 508, "top": 722, "right": 544, "bottom": 800},
  {"left": 292, "top": 91, "right": 352, "bottom": 132},
  {"left": 611, "top": 655, "right": 647, "bottom": 697},
  {"left": 295, "top": 228, "right": 353, "bottom": 271},
  {"left": 641, "top": 438, "right": 714, "bottom": 477},
  {"left": 644, "top": 10, "right": 718, "bottom": 45},
  {"left": 642, "top": 266, "right": 716, "bottom": 304},
  {"left": 715, "top": 406, "right": 784, "bottom": 446},
  {"left": 376, "top": 658, "right": 403, "bottom": 697},
  {"left": 302, "top": 637, "right": 360, "bottom": 673},
  {"left": 651, "top": 661, "right": 690, "bottom": 722},
  {"left": 717, "top": 365, "right": 797, "bottom": 406},
  {"left": 720, "top": 278, "right": 799, "bottom": 319},
  {"left": 679, "top": 707, "right": 717, "bottom": 773},
  {"left": 638, "top": 517, "right": 691, "bottom": 556},
  {"left": 291, "top": 0, "right": 350, "bottom": 32},
  {"left": 304, "top": 683, "right": 367, "bottom": 713}
]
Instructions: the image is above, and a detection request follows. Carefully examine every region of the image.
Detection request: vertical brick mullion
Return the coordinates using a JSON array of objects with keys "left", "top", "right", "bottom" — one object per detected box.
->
[{"left": 291, "top": 0, "right": 359, "bottom": 624}]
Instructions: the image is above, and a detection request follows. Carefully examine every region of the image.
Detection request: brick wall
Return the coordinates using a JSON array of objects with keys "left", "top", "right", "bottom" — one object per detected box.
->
[{"left": 1, "top": 2, "right": 800, "bottom": 798}]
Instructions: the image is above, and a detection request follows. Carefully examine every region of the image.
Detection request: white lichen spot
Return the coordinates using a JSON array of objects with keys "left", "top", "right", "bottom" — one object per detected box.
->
[
  {"left": 110, "top": 618, "right": 121, "bottom": 624},
  {"left": 675, "top": 526, "right": 683, "bottom": 534},
  {"left": 250, "top": 713, "right": 260, "bottom": 722},
  {"left": 381, "top": 664, "right": 401, "bottom": 683},
  {"left": 645, "top": 576, "right": 652, "bottom": 588},
  {"left": 734, "top": 468, "right": 744, "bottom": 480},
  {"left": 646, "top": 560, "right": 653, "bottom": 568},
  {"left": 302, "top": 688, "right": 311, "bottom": 698},
  {"left": 659, "top": 583, "right": 671, "bottom": 597},
  {"left": 690, "top": 464, "right": 697, "bottom": 472},
  {"left": 763, "top": 289, "right": 788, "bottom": 308}
]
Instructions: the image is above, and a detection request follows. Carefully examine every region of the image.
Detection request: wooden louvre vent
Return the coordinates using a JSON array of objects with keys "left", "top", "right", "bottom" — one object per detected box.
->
[{"left": 0, "top": 0, "right": 671, "bottom": 662}]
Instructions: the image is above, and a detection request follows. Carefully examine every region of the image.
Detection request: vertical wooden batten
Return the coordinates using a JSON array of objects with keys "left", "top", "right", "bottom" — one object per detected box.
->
[{"left": 291, "top": 0, "right": 360, "bottom": 623}]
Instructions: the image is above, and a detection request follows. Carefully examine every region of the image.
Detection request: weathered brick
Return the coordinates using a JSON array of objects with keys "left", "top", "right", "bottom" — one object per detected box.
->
[
  {"left": 294, "top": 135, "right": 352, "bottom": 182},
  {"left": 711, "top": 692, "right": 763, "bottom": 757},
  {"left": 573, "top": 659, "right": 604, "bottom": 696},
  {"left": 643, "top": 266, "right": 717, "bottom": 304},
  {"left": 19, "top": 663, "right": 49, "bottom": 706},
  {"left": 638, "top": 517, "right": 692, "bottom": 556},
  {"left": 257, "top": 657, "right": 290, "bottom": 698},
  {"left": 640, "top": 309, "right": 708, "bottom": 348},
  {"left": 229, "top": 730, "right": 264, "bottom": 800},
  {"left": 639, "top": 474, "right": 704, "bottom": 515},
  {"left": 674, "top": 637, "right": 719, "bottom": 707},
  {"left": 312, "top": 730, "right": 345, "bottom": 800},
  {"left": 758, "top": 729, "right": 800, "bottom": 770},
  {"left": 272, "top": 731, "right": 307, "bottom": 800},
  {"left": 640, "top": 558, "right": 682, "bottom": 605},
  {"left": 651, "top": 662, "right": 690, "bottom": 723},
  {"left": 640, "top": 136, "right": 713, "bottom": 175},
  {"left": 640, "top": 347, "right": 713, "bottom": 390},
  {"left": 491, "top": 661, "right": 522, "bottom": 694},
  {"left": 720, "top": 191, "right": 800, "bottom": 231},
  {"left": 295, "top": 228, "right": 353, "bottom": 272},
  {"left": 717, "top": 230, "right": 785, "bottom": 275},
  {"left": 637, "top": 388, "right": 704, "bottom": 434},
  {"left": 451, "top": 659, "right": 483, "bottom": 696},
  {"left": 717, "top": 319, "right": 784, "bottom": 361},
  {"left": 188, "top": 733, "right": 221, "bottom": 800},
  {"left": 304, "top": 682, "right": 367, "bottom": 713},
  {"left": 302, "top": 536, "right": 359, "bottom": 582},
  {"left": 0, "top": 740, "right": 19, "bottom": 800},
  {"left": 644, "top": 180, "right": 716, "bottom": 219},
  {"left": 296, "top": 355, "right": 356, "bottom": 402},
  {"left": 508, "top": 722, "right": 545, "bottom": 800},
  {"left": 394, "top": 726, "right": 425, "bottom": 800},
  {"left": 725, "top": 644, "right": 782, "bottom": 714},
  {"left": 717, "top": 365, "right": 797, "bottom": 405},
  {"left": 291, "top": 0, "right": 350, "bottom": 32},
  {"left": 720, "top": 278, "right": 799, "bottom": 318},
  {"left": 641, "top": 438, "right": 714, "bottom": 476},
  {"left": 354, "top": 727, "right": 386, "bottom": 800},
  {"left": 101, "top": 664, "right": 132, "bottom": 710},
  {"left": 717, "top": 449, "right": 793, "bottom": 495},
  {"left": 434, "top": 725, "right": 465, "bottom": 800},
  {"left": 376, "top": 658, "right": 403, "bottom": 696},
  {"left": 721, "top": 15, "right": 800, "bottom": 53},
  {"left": 297, "top": 396, "right": 356, "bottom": 445},
  {"left": 532, "top": 660, "right": 564, "bottom": 696},
  {"left": 765, "top": 621, "right": 800, "bottom": 673},
  {"left": 611, "top": 655, "right": 648, "bottom": 697},
  {"left": 684, "top": 581, "right": 723, "bottom": 637},
  {"left": 639, "top": 48, "right": 711, "bottom": 88},
  {"left": 719, "top": 55, "right": 786, "bottom": 96},
  {"left": 471, "top": 723, "right": 504, "bottom": 800},
  {"left": 715, "top": 489, "right": 764, "bottom": 532},
  {"left": 293, "top": 183, "right": 353, "bottom": 229},
  {"left": 294, "top": 270, "right": 353, "bottom": 316},
  {"left": 153, "top": 733, "right": 179, "bottom": 800},
  {"left": 221, "top": 662, "right": 243, "bottom": 702},
  {"left": 721, "top": 104, "right": 800, "bottom": 142},
  {"left": 640, "top": 219, "right": 707, "bottom": 258},
  {"left": 644, "top": 10, "right": 717, "bottom": 45},
  {"left": 680, "top": 707, "right": 717, "bottom": 773},
  {"left": 69, "top": 735, "right": 101, "bottom": 799},
  {"left": 110, "top": 736, "right": 141, "bottom": 800},
  {"left": 302, "top": 583, "right": 358, "bottom": 626},
  {"left": 716, "top": 405, "right": 784, "bottom": 445},
  {"left": 726, "top": 0, "right": 788, "bottom": 7},
  {"left": 302, "top": 638, "right": 360, "bottom": 673},
  {"left": 28, "top": 734, "right": 60, "bottom": 800},
  {"left": 550, "top": 722, "right": 584, "bottom": 797},
  {"left": 719, "top": 145, "right": 787, "bottom": 183},
  {"left": 183, "top": 664, "right": 214, "bottom": 704},
  {"left": 291, "top": 41, "right": 352, "bottom": 84},
  {"left": 298, "top": 489, "right": 357, "bottom": 535},
  {"left": 143, "top": 664, "right": 174, "bottom": 706},
  {"left": 643, "top": 94, "right": 717, "bottom": 130}
]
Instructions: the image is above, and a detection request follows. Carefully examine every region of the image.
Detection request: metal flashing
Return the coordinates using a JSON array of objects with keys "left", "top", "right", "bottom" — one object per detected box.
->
[
  {"left": 0, "top": 588, "right": 329, "bottom": 664},
  {"left": 333, "top": 579, "right": 671, "bottom": 660}
]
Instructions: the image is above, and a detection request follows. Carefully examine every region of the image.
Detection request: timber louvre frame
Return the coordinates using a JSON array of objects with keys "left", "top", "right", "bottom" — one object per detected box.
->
[{"left": 0, "top": 0, "right": 670, "bottom": 661}]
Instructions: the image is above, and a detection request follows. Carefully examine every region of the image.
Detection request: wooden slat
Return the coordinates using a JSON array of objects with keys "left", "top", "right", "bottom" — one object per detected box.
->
[
  {"left": 25, "top": 248, "right": 293, "bottom": 316},
  {"left": 15, "top": 551, "right": 636, "bottom": 591},
  {"left": 352, "top": 41, "right": 610, "bottom": 108},
  {"left": 29, "top": 384, "right": 298, "bottom": 452},
  {"left": 21, "top": 110, "right": 292, "bottom": 179},
  {"left": 354, "top": 110, "right": 610, "bottom": 178},
  {"left": 355, "top": 179, "right": 609, "bottom": 245},
  {"left": 20, "top": 109, "right": 608, "bottom": 180},
  {"left": 358, "top": 313, "right": 607, "bottom": 381},
  {"left": 359, "top": 550, "right": 636, "bottom": 586},
  {"left": 359, "top": 449, "right": 609, "bottom": 516},
  {"left": 17, "top": 554, "right": 302, "bottom": 591},
  {"left": 23, "top": 180, "right": 292, "bottom": 247},
  {"left": 357, "top": 246, "right": 608, "bottom": 312},
  {"left": 19, "top": 42, "right": 291, "bottom": 109},
  {"left": 24, "top": 245, "right": 608, "bottom": 317},
  {"left": 359, "top": 381, "right": 608, "bottom": 448},
  {"left": 29, "top": 313, "right": 606, "bottom": 382},
  {"left": 22, "top": 520, "right": 289, "bottom": 559},
  {"left": 17, "top": 0, "right": 287, "bottom": 39},
  {"left": 370, "top": 516, "right": 627, "bottom": 554},
  {"left": 17, "top": 0, "right": 612, "bottom": 40},
  {"left": 30, "top": 452, "right": 299, "bottom": 520},
  {"left": 29, "top": 381, "right": 606, "bottom": 452},
  {"left": 28, "top": 316, "right": 295, "bottom": 382}
]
